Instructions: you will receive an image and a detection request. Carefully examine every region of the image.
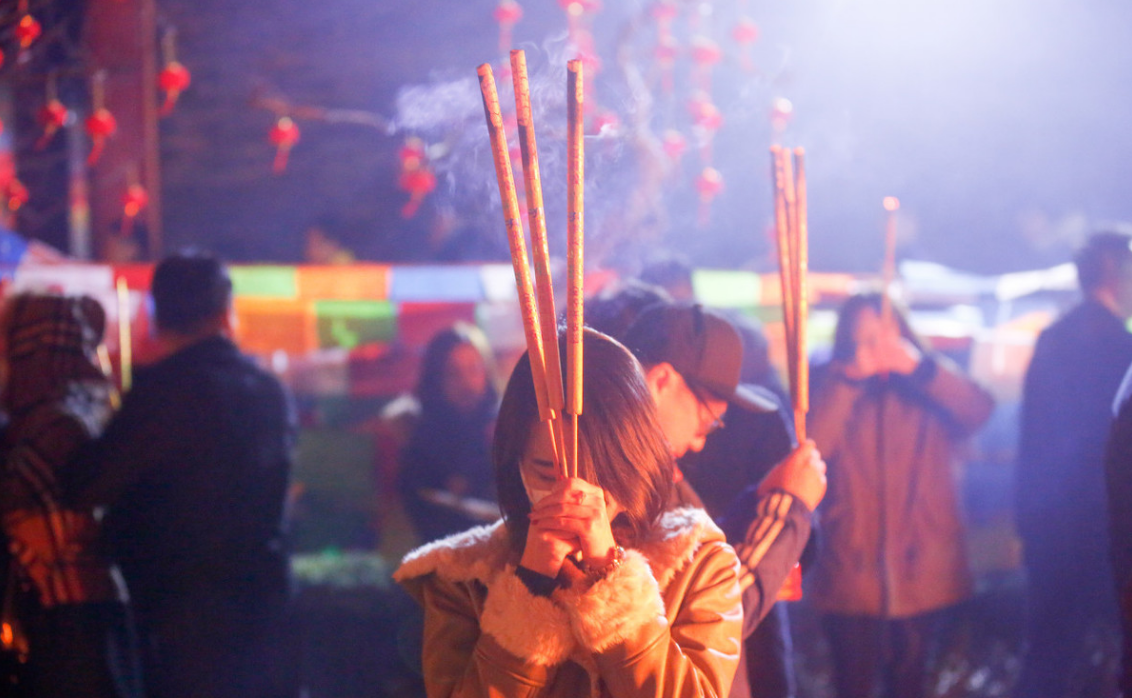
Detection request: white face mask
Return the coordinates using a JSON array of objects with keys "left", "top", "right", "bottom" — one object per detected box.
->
[{"left": 520, "top": 469, "right": 552, "bottom": 507}]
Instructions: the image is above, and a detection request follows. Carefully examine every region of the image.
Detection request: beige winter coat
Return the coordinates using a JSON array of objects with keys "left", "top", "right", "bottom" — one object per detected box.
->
[{"left": 394, "top": 507, "right": 743, "bottom": 698}]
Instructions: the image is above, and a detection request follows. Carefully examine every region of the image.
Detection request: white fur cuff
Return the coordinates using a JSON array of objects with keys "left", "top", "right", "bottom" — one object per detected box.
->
[
  {"left": 480, "top": 566, "right": 577, "bottom": 666},
  {"left": 565, "top": 550, "right": 667, "bottom": 653}
]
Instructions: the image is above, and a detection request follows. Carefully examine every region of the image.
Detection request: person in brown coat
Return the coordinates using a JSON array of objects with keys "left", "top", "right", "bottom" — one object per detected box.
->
[
  {"left": 395, "top": 330, "right": 743, "bottom": 698},
  {"left": 807, "top": 292, "right": 994, "bottom": 698}
]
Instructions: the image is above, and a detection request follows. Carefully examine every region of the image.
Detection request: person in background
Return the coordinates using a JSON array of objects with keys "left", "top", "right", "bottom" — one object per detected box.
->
[
  {"left": 398, "top": 322, "right": 500, "bottom": 543},
  {"left": 0, "top": 293, "right": 141, "bottom": 698},
  {"left": 1105, "top": 364, "right": 1132, "bottom": 698},
  {"left": 617, "top": 300, "right": 826, "bottom": 698},
  {"left": 395, "top": 329, "right": 744, "bottom": 698},
  {"left": 1018, "top": 231, "right": 1132, "bottom": 697},
  {"left": 611, "top": 264, "right": 808, "bottom": 698},
  {"left": 807, "top": 292, "right": 994, "bottom": 698},
  {"left": 66, "top": 252, "right": 297, "bottom": 698}
]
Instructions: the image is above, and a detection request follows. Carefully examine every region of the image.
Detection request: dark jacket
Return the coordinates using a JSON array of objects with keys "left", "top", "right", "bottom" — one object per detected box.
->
[
  {"left": 1019, "top": 299, "right": 1132, "bottom": 562},
  {"left": 808, "top": 355, "right": 993, "bottom": 618},
  {"left": 398, "top": 396, "right": 497, "bottom": 543},
  {"left": 67, "top": 335, "right": 295, "bottom": 613},
  {"left": 1105, "top": 365, "right": 1132, "bottom": 694}
]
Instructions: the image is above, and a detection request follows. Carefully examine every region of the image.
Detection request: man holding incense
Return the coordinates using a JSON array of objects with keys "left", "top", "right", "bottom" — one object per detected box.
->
[{"left": 619, "top": 301, "right": 826, "bottom": 698}]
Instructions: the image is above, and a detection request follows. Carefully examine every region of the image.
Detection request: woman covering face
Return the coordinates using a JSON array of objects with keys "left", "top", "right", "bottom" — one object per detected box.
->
[{"left": 395, "top": 329, "right": 744, "bottom": 698}]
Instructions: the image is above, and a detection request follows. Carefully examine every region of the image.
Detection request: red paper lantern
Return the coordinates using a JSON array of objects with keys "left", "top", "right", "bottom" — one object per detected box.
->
[
  {"left": 558, "top": 0, "right": 601, "bottom": 16},
  {"left": 696, "top": 167, "right": 724, "bottom": 199},
  {"left": 119, "top": 183, "right": 149, "bottom": 238},
  {"left": 695, "top": 167, "right": 724, "bottom": 227},
  {"left": 269, "top": 117, "right": 300, "bottom": 174},
  {"left": 85, "top": 109, "right": 118, "bottom": 166},
  {"left": 651, "top": 1, "right": 679, "bottom": 24},
  {"left": 15, "top": 14, "right": 41, "bottom": 50},
  {"left": 122, "top": 184, "right": 149, "bottom": 219},
  {"left": 36, "top": 100, "right": 68, "bottom": 149},
  {"left": 494, "top": 0, "right": 523, "bottom": 51},
  {"left": 398, "top": 137, "right": 436, "bottom": 218},
  {"left": 690, "top": 37, "right": 722, "bottom": 67},
  {"left": 494, "top": 0, "right": 523, "bottom": 26},
  {"left": 5, "top": 178, "right": 29, "bottom": 213},
  {"left": 654, "top": 36, "right": 679, "bottom": 67},
  {"left": 158, "top": 61, "right": 192, "bottom": 116},
  {"left": 662, "top": 130, "right": 686, "bottom": 161},
  {"left": 770, "top": 97, "right": 794, "bottom": 132},
  {"left": 733, "top": 17, "right": 760, "bottom": 45},
  {"left": 688, "top": 97, "right": 723, "bottom": 132}
]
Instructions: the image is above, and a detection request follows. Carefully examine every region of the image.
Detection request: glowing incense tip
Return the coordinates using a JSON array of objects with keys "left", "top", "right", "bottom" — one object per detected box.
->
[{"left": 883, "top": 196, "right": 900, "bottom": 212}]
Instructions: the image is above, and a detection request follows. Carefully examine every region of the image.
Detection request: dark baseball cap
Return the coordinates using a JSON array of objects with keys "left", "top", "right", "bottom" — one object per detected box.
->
[{"left": 623, "top": 302, "right": 778, "bottom": 414}]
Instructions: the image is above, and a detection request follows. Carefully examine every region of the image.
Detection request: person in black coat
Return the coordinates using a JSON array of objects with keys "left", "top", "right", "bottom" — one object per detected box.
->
[
  {"left": 1106, "top": 365, "right": 1132, "bottom": 698},
  {"left": 66, "top": 252, "right": 297, "bottom": 698},
  {"left": 1017, "top": 232, "right": 1132, "bottom": 697}
]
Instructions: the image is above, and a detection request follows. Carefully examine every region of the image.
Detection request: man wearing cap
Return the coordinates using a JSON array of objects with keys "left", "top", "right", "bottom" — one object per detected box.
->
[{"left": 620, "top": 301, "right": 826, "bottom": 698}]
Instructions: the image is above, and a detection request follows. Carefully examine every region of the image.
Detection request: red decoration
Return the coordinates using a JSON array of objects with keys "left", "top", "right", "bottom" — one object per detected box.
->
[
  {"left": 770, "top": 97, "right": 794, "bottom": 133},
  {"left": 695, "top": 167, "right": 724, "bottom": 227},
  {"left": 558, "top": 0, "right": 601, "bottom": 15},
  {"left": 688, "top": 96, "right": 723, "bottom": 132},
  {"left": 36, "top": 100, "right": 68, "bottom": 149},
  {"left": 732, "top": 17, "right": 760, "bottom": 45},
  {"left": 651, "top": 1, "right": 679, "bottom": 24},
  {"left": 733, "top": 17, "right": 759, "bottom": 72},
  {"left": 158, "top": 62, "right": 192, "bottom": 116},
  {"left": 0, "top": 48, "right": 5, "bottom": 70},
  {"left": 5, "top": 178, "right": 29, "bottom": 213},
  {"left": 15, "top": 13, "right": 41, "bottom": 50},
  {"left": 397, "top": 137, "right": 436, "bottom": 219},
  {"left": 269, "top": 117, "right": 300, "bottom": 174},
  {"left": 662, "top": 130, "right": 686, "bottom": 162},
  {"left": 85, "top": 109, "right": 118, "bottom": 166},
  {"left": 655, "top": 35, "right": 679, "bottom": 66},
  {"left": 120, "top": 184, "right": 149, "bottom": 238},
  {"left": 494, "top": 0, "right": 523, "bottom": 51},
  {"left": 690, "top": 37, "right": 722, "bottom": 67}
]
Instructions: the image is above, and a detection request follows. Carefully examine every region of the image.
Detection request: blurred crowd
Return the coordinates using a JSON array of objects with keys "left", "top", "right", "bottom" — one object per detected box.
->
[{"left": 2, "top": 232, "right": 1132, "bottom": 698}]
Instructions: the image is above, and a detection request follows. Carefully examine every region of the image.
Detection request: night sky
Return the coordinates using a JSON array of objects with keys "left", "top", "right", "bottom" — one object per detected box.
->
[{"left": 156, "top": 0, "right": 1132, "bottom": 274}]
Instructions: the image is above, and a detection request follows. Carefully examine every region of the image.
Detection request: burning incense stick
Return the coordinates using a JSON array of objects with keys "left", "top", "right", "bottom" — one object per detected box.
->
[
  {"left": 792, "top": 148, "right": 809, "bottom": 441},
  {"left": 566, "top": 59, "right": 585, "bottom": 480},
  {"left": 510, "top": 50, "right": 568, "bottom": 473},
  {"left": 770, "top": 146, "right": 798, "bottom": 407},
  {"left": 477, "top": 62, "right": 566, "bottom": 478},
  {"left": 116, "top": 276, "right": 133, "bottom": 392}
]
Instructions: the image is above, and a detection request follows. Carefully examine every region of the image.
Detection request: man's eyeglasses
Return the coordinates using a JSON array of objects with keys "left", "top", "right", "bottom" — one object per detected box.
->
[{"left": 690, "top": 386, "right": 726, "bottom": 435}]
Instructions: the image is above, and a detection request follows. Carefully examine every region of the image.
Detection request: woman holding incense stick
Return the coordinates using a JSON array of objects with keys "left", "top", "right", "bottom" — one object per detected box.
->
[
  {"left": 806, "top": 293, "right": 994, "bottom": 698},
  {"left": 395, "top": 330, "right": 743, "bottom": 698}
]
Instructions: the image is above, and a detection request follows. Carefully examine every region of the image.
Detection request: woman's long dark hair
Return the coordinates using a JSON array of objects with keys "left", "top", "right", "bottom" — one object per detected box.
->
[
  {"left": 493, "top": 329, "right": 674, "bottom": 552},
  {"left": 414, "top": 321, "right": 498, "bottom": 418},
  {"left": 830, "top": 292, "right": 928, "bottom": 364}
]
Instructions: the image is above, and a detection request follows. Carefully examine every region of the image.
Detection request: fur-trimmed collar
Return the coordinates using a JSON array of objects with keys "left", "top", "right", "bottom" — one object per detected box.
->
[{"left": 393, "top": 506, "right": 721, "bottom": 591}]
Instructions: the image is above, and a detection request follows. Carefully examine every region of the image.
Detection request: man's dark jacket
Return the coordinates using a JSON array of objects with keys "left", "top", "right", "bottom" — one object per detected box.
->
[{"left": 65, "top": 335, "right": 295, "bottom": 697}]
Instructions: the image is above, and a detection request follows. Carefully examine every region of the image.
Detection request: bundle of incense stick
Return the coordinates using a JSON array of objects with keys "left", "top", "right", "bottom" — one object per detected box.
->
[
  {"left": 770, "top": 145, "right": 809, "bottom": 442},
  {"left": 477, "top": 52, "right": 585, "bottom": 480}
]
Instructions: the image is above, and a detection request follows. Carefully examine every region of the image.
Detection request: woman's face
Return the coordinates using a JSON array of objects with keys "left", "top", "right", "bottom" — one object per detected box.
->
[
  {"left": 518, "top": 422, "right": 621, "bottom": 519},
  {"left": 442, "top": 342, "right": 489, "bottom": 413}
]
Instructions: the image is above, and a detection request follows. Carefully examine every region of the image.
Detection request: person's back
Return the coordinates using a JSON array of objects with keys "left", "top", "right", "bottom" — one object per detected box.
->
[
  {"left": 69, "top": 252, "right": 296, "bottom": 698},
  {"left": 1016, "top": 232, "right": 1132, "bottom": 697},
  {"left": 99, "top": 335, "right": 292, "bottom": 608}
]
